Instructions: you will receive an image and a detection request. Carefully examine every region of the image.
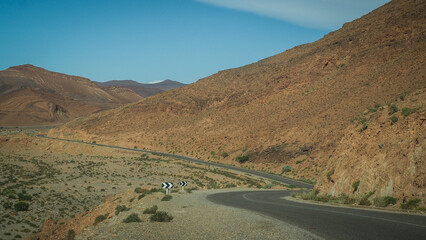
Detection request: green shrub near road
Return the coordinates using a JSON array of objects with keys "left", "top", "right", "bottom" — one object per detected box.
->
[
  {"left": 143, "top": 205, "right": 158, "bottom": 214},
  {"left": 352, "top": 180, "right": 360, "bottom": 193},
  {"left": 235, "top": 155, "right": 249, "bottom": 163},
  {"left": 400, "top": 198, "right": 420, "bottom": 210},
  {"left": 374, "top": 196, "right": 397, "bottom": 207},
  {"left": 123, "top": 213, "right": 142, "bottom": 223},
  {"left": 282, "top": 165, "right": 291, "bottom": 173},
  {"left": 358, "top": 191, "right": 375, "bottom": 206},
  {"left": 150, "top": 211, "right": 173, "bottom": 222}
]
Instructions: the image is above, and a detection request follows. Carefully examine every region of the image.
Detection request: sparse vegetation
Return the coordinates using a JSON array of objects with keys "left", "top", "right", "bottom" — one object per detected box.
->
[
  {"left": 115, "top": 205, "right": 130, "bottom": 215},
  {"left": 235, "top": 155, "right": 249, "bottom": 163},
  {"left": 282, "top": 165, "right": 292, "bottom": 173},
  {"left": 390, "top": 115, "right": 398, "bottom": 123},
  {"left": 326, "top": 169, "right": 334, "bottom": 182},
  {"left": 401, "top": 107, "right": 418, "bottom": 117},
  {"left": 361, "top": 120, "right": 369, "bottom": 131},
  {"left": 358, "top": 191, "right": 375, "bottom": 206},
  {"left": 150, "top": 211, "right": 174, "bottom": 222},
  {"left": 143, "top": 205, "right": 158, "bottom": 214},
  {"left": 66, "top": 229, "right": 76, "bottom": 240},
  {"left": 94, "top": 213, "right": 109, "bottom": 226},
  {"left": 14, "top": 202, "right": 29, "bottom": 211},
  {"left": 123, "top": 213, "right": 142, "bottom": 223},
  {"left": 374, "top": 196, "right": 397, "bottom": 207},
  {"left": 352, "top": 180, "right": 360, "bottom": 193},
  {"left": 400, "top": 198, "right": 420, "bottom": 210},
  {"left": 388, "top": 104, "right": 398, "bottom": 115}
]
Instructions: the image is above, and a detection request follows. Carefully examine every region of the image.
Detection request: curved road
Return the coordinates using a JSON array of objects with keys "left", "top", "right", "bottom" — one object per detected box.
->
[
  {"left": 36, "top": 134, "right": 312, "bottom": 188},
  {"left": 37, "top": 135, "right": 426, "bottom": 239},
  {"left": 207, "top": 191, "right": 426, "bottom": 240}
]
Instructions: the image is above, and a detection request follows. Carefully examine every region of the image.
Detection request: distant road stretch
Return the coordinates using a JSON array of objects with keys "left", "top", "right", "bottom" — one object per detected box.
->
[
  {"left": 36, "top": 135, "right": 313, "bottom": 189},
  {"left": 207, "top": 191, "right": 426, "bottom": 240}
]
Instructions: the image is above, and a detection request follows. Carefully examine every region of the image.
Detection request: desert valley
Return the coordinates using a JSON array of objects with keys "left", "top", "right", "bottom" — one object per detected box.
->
[{"left": 0, "top": 0, "right": 425, "bottom": 239}]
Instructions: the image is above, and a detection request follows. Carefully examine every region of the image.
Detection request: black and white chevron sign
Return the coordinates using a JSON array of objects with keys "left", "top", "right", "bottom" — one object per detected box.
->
[
  {"left": 162, "top": 182, "right": 173, "bottom": 189},
  {"left": 179, "top": 181, "right": 187, "bottom": 187}
]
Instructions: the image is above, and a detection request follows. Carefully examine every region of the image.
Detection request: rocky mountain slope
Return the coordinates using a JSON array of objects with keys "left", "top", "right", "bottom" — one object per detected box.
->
[
  {"left": 95, "top": 79, "right": 187, "bottom": 97},
  {"left": 51, "top": 0, "right": 425, "bottom": 203},
  {"left": 0, "top": 65, "right": 142, "bottom": 126}
]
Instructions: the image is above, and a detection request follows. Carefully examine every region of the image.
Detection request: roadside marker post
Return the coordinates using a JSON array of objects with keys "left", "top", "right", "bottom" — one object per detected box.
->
[
  {"left": 179, "top": 181, "right": 187, "bottom": 193},
  {"left": 162, "top": 182, "right": 173, "bottom": 195}
]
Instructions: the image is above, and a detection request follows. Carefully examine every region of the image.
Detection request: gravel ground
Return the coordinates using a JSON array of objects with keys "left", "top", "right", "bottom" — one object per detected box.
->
[{"left": 77, "top": 189, "right": 322, "bottom": 240}]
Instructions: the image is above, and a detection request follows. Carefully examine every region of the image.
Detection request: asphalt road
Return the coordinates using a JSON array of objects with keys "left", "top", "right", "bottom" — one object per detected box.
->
[
  {"left": 36, "top": 134, "right": 312, "bottom": 188},
  {"left": 207, "top": 191, "right": 426, "bottom": 240}
]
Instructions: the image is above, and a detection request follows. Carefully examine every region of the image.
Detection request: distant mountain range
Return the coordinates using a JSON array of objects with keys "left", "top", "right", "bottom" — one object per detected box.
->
[
  {"left": 0, "top": 65, "right": 144, "bottom": 126},
  {"left": 95, "top": 80, "right": 187, "bottom": 98}
]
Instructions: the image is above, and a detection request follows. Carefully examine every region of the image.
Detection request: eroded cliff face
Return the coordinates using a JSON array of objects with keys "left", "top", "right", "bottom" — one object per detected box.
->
[{"left": 316, "top": 88, "right": 425, "bottom": 204}]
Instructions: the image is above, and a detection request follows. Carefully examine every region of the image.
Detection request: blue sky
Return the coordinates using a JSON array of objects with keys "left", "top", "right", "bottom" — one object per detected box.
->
[{"left": 0, "top": 0, "right": 389, "bottom": 84}]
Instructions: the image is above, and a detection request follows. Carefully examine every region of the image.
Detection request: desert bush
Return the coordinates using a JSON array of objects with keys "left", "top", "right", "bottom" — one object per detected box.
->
[
  {"left": 94, "top": 213, "right": 109, "bottom": 226},
  {"left": 221, "top": 152, "right": 229, "bottom": 158},
  {"left": 401, "top": 107, "right": 418, "bottom": 117},
  {"left": 352, "top": 180, "right": 360, "bottom": 193},
  {"left": 374, "top": 196, "right": 397, "bottom": 207},
  {"left": 150, "top": 211, "right": 174, "bottom": 222},
  {"left": 138, "top": 194, "right": 146, "bottom": 200},
  {"left": 123, "top": 213, "right": 142, "bottom": 223},
  {"left": 134, "top": 187, "right": 150, "bottom": 194},
  {"left": 390, "top": 115, "right": 398, "bottom": 123},
  {"left": 3, "top": 201, "right": 13, "bottom": 209},
  {"left": 358, "top": 191, "right": 375, "bottom": 206},
  {"left": 115, "top": 205, "right": 130, "bottom": 215},
  {"left": 400, "top": 198, "right": 420, "bottom": 210},
  {"left": 388, "top": 104, "right": 398, "bottom": 115},
  {"left": 282, "top": 165, "right": 292, "bottom": 173},
  {"left": 143, "top": 205, "right": 158, "bottom": 214},
  {"left": 14, "top": 202, "right": 29, "bottom": 211},
  {"left": 326, "top": 169, "right": 335, "bottom": 182},
  {"left": 18, "top": 193, "right": 32, "bottom": 201},
  {"left": 263, "top": 183, "right": 275, "bottom": 189},
  {"left": 161, "top": 195, "right": 172, "bottom": 201},
  {"left": 66, "top": 229, "right": 76, "bottom": 240},
  {"left": 361, "top": 120, "right": 369, "bottom": 131},
  {"left": 235, "top": 155, "right": 249, "bottom": 163}
]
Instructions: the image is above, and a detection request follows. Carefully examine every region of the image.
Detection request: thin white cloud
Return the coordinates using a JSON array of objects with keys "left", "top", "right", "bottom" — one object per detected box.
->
[{"left": 195, "top": 0, "right": 390, "bottom": 30}]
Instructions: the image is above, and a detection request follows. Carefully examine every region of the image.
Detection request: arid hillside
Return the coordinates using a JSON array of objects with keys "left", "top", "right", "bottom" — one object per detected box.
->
[
  {"left": 51, "top": 0, "right": 425, "bottom": 202},
  {"left": 0, "top": 65, "right": 142, "bottom": 126}
]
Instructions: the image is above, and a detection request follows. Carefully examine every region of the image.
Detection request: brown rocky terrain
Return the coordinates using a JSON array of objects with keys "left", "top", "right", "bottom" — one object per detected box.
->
[
  {"left": 0, "top": 65, "right": 142, "bottom": 126},
  {"left": 50, "top": 0, "right": 425, "bottom": 204}
]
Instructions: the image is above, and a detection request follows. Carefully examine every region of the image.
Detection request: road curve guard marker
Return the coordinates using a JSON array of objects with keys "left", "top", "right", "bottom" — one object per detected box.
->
[
  {"left": 179, "top": 181, "right": 188, "bottom": 193},
  {"left": 162, "top": 182, "right": 174, "bottom": 195}
]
